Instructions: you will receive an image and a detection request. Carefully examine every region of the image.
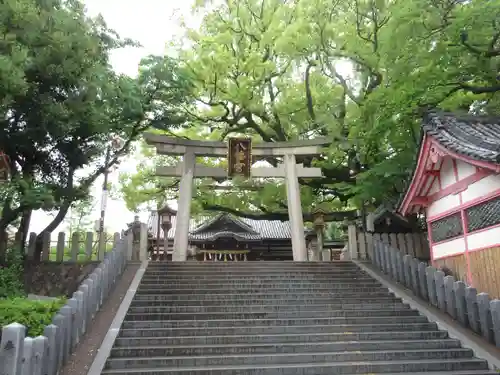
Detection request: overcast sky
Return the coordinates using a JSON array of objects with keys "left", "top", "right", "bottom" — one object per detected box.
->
[{"left": 29, "top": 0, "right": 198, "bottom": 235}]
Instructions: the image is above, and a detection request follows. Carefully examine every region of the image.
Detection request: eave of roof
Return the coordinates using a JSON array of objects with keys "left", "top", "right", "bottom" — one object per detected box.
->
[
  {"left": 423, "top": 111, "right": 500, "bottom": 164},
  {"left": 190, "top": 213, "right": 258, "bottom": 235},
  {"left": 398, "top": 111, "right": 500, "bottom": 216},
  {"left": 189, "top": 231, "right": 262, "bottom": 242}
]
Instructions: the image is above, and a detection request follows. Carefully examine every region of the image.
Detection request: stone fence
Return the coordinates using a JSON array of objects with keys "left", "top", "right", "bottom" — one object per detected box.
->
[
  {"left": 25, "top": 231, "right": 118, "bottom": 262},
  {"left": 347, "top": 226, "right": 430, "bottom": 261},
  {"left": 0, "top": 231, "right": 133, "bottom": 375},
  {"left": 370, "top": 238, "right": 500, "bottom": 348}
]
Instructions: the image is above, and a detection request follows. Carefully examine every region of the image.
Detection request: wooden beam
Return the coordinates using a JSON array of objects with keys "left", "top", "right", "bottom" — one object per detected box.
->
[
  {"left": 424, "top": 170, "right": 440, "bottom": 176},
  {"left": 156, "top": 164, "right": 324, "bottom": 178},
  {"left": 411, "top": 197, "right": 430, "bottom": 207}
]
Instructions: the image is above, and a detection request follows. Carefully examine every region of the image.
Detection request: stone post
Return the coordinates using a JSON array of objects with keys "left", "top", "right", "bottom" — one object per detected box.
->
[
  {"left": 127, "top": 216, "right": 148, "bottom": 261},
  {"left": 347, "top": 224, "right": 358, "bottom": 260},
  {"left": 139, "top": 223, "right": 148, "bottom": 261},
  {"left": 308, "top": 237, "right": 318, "bottom": 261},
  {"left": 173, "top": 151, "right": 195, "bottom": 261},
  {"left": 366, "top": 212, "right": 375, "bottom": 232},
  {"left": 161, "top": 221, "right": 171, "bottom": 260},
  {"left": 311, "top": 207, "right": 326, "bottom": 262},
  {"left": 283, "top": 153, "right": 307, "bottom": 261}
]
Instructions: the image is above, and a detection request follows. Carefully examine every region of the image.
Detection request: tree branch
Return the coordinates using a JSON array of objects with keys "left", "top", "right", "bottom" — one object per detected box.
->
[{"left": 201, "top": 202, "right": 358, "bottom": 222}]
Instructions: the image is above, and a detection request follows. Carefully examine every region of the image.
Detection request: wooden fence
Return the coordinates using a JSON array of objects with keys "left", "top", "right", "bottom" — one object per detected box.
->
[
  {"left": 25, "top": 231, "right": 118, "bottom": 262},
  {"left": 368, "top": 238, "right": 500, "bottom": 348},
  {"left": 348, "top": 226, "right": 430, "bottom": 261}
]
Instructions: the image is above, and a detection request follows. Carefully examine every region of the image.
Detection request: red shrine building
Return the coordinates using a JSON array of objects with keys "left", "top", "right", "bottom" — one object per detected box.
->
[{"left": 398, "top": 111, "right": 500, "bottom": 294}]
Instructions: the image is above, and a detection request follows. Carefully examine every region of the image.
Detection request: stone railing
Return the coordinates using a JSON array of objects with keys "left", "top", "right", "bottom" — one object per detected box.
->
[
  {"left": 371, "top": 239, "right": 500, "bottom": 348},
  {"left": 0, "top": 231, "right": 132, "bottom": 375}
]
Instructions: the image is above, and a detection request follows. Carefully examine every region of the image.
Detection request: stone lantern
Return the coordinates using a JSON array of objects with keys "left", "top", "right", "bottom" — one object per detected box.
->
[
  {"left": 158, "top": 204, "right": 176, "bottom": 259},
  {"left": 123, "top": 215, "right": 143, "bottom": 260},
  {"left": 127, "top": 215, "right": 141, "bottom": 244},
  {"left": 311, "top": 205, "right": 328, "bottom": 261}
]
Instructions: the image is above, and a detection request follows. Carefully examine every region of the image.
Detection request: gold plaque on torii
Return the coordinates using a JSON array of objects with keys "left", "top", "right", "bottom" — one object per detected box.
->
[{"left": 227, "top": 138, "right": 252, "bottom": 178}]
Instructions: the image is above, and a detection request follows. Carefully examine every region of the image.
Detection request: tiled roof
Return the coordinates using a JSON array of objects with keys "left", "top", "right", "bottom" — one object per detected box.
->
[
  {"left": 423, "top": 111, "right": 500, "bottom": 163},
  {"left": 190, "top": 213, "right": 258, "bottom": 235},
  {"left": 148, "top": 211, "right": 294, "bottom": 240}
]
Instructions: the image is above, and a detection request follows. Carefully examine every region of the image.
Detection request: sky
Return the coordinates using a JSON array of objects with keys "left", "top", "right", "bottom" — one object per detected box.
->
[{"left": 29, "top": 0, "right": 198, "bottom": 235}]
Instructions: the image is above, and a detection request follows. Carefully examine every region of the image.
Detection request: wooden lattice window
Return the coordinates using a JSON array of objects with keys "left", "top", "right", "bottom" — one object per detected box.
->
[
  {"left": 466, "top": 196, "right": 500, "bottom": 233},
  {"left": 430, "top": 212, "right": 463, "bottom": 243}
]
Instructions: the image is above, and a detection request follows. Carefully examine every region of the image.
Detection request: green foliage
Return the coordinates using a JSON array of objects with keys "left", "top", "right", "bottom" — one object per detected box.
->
[
  {"left": 0, "top": 247, "right": 24, "bottom": 298},
  {"left": 63, "top": 198, "right": 95, "bottom": 234},
  {"left": 0, "top": 0, "right": 158, "bottom": 236},
  {"left": 118, "top": 0, "right": 500, "bottom": 219},
  {"left": 0, "top": 298, "right": 65, "bottom": 336}
]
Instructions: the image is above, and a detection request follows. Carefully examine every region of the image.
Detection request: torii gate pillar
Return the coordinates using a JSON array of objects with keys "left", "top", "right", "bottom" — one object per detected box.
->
[
  {"left": 284, "top": 154, "right": 307, "bottom": 261},
  {"left": 172, "top": 151, "right": 195, "bottom": 261}
]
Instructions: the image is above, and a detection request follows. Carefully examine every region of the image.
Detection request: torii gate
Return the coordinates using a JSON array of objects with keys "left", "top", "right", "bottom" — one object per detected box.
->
[{"left": 144, "top": 134, "right": 330, "bottom": 262}]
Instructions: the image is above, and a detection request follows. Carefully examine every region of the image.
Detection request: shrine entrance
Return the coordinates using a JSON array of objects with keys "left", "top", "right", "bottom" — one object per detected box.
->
[{"left": 144, "top": 134, "right": 330, "bottom": 262}]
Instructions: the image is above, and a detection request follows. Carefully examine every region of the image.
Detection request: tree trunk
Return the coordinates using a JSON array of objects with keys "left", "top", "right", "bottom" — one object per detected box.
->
[
  {"left": 0, "top": 229, "right": 7, "bottom": 265},
  {"left": 16, "top": 209, "right": 32, "bottom": 255},
  {"left": 34, "top": 202, "right": 71, "bottom": 260}
]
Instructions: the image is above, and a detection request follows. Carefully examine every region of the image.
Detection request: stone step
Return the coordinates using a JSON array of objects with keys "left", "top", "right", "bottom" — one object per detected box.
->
[
  {"left": 104, "top": 349, "right": 475, "bottom": 369},
  {"left": 98, "top": 359, "right": 493, "bottom": 375},
  {"left": 137, "top": 283, "right": 379, "bottom": 290},
  {"left": 144, "top": 269, "right": 367, "bottom": 278},
  {"left": 135, "top": 286, "right": 384, "bottom": 294},
  {"left": 116, "top": 322, "right": 439, "bottom": 337},
  {"left": 141, "top": 275, "right": 373, "bottom": 280},
  {"left": 105, "top": 262, "right": 494, "bottom": 375},
  {"left": 146, "top": 262, "right": 355, "bottom": 267},
  {"left": 126, "top": 301, "right": 409, "bottom": 314},
  {"left": 131, "top": 291, "right": 395, "bottom": 302},
  {"left": 129, "top": 296, "right": 400, "bottom": 307},
  {"left": 140, "top": 280, "right": 375, "bottom": 285},
  {"left": 115, "top": 330, "right": 450, "bottom": 345},
  {"left": 123, "top": 308, "right": 416, "bottom": 321},
  {"left": 110, "top": 338, "right": 461, "bottom": 356},
  {"left": 121, "top": 315, "right": 429, "bottom": 329}
]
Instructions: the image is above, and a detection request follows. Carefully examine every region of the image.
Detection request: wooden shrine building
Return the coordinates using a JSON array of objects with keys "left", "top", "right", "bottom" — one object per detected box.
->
[
  {"left": 147, "top": 211, "right": 345, "bottom": 261},
  {"left": 398, "top": 111, "right": 500, "bottom": 298}
]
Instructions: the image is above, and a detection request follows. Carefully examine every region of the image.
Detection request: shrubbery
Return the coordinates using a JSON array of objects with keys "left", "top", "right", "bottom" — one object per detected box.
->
[
  {"left": 0, "top": 247, "right": 25, "bottom": 298},
  {"left": 1, "top": 246, "right": 64, "bottom": 336},
  {"left": 0, "top": 298, "right": 65, "bottom": 336}
]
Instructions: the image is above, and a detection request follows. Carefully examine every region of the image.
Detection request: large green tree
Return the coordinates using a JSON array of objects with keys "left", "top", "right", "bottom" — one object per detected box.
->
[
  {"left": 0, "top": 0, "right": 190, "bottom": 258},
  {"left": 0, "top": 0, "right": 141, "bottom": 256},
  {"left": 118, "top": 0, "right": 500, "bottom": 220}
]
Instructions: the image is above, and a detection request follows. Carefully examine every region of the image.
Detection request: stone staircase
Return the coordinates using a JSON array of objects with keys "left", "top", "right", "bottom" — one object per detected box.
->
[{"left": 100, "top": 261, "right": 496, "bottom": 374}]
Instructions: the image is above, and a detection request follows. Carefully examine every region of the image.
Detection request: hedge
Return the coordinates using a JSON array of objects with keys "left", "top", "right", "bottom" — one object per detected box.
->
[{"left": 0, "top": 297, "right": 65, "bottom": 337}]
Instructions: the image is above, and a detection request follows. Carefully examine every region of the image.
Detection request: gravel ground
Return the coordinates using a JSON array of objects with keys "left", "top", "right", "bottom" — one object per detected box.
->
[{"left": 60, "top": 263, "right": 140, "bottom": 375}]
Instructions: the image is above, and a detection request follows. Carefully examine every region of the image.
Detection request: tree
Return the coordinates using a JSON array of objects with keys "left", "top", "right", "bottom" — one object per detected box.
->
[
  {"left": 119, "top": 0, "right": 382, "bottom": 219},
  {"left": 63, "top": 198, "right": 94, "bottom": 237},
  {"left": 0, "top": 0, "right": 190, "bottom": 258},
  {"left": 353, "top": 0, "right": 500, "bottom": 203},
  {"left": 119, "top": 0, "right": 500, "bottom": 220}
]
